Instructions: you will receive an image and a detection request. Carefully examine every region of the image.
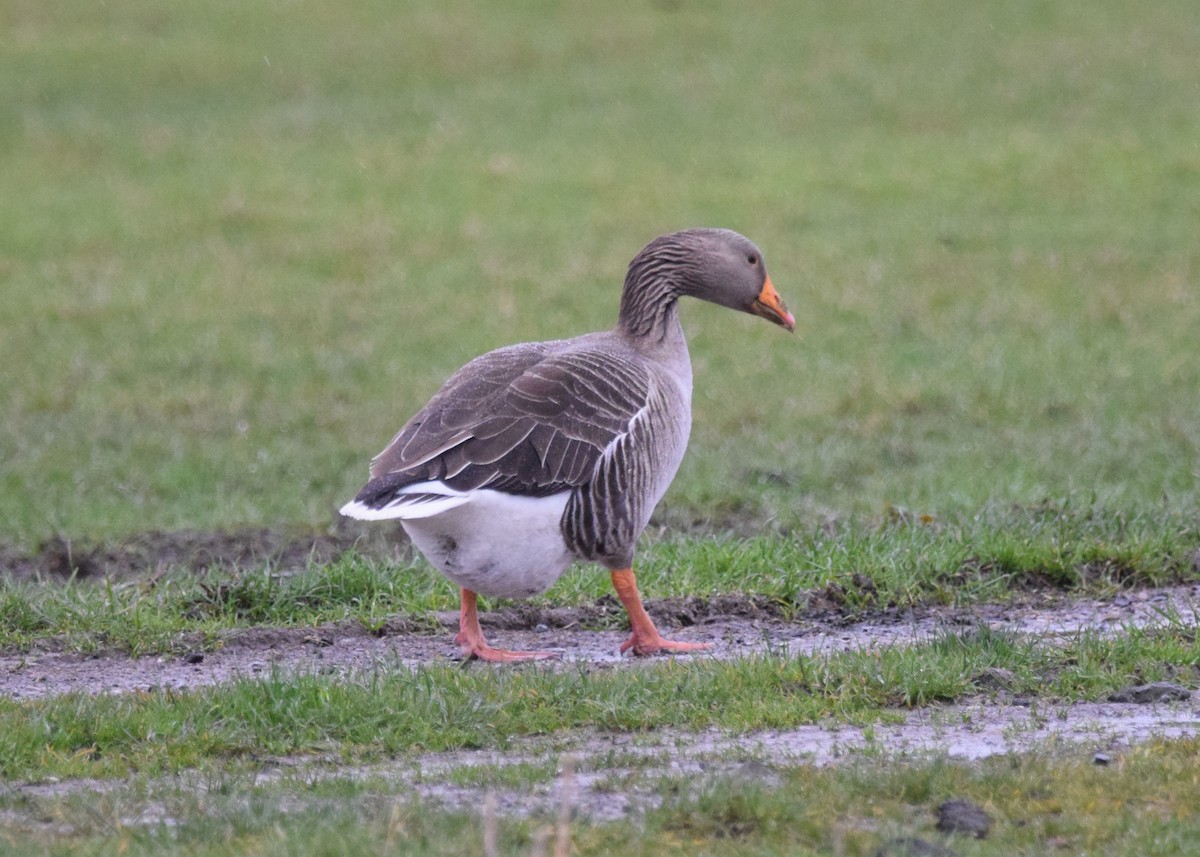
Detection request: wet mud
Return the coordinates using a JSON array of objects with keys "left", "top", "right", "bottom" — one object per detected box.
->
[
  {"left": 2, "top": 526, "right": 1198, "bottom": 820},
  {"left": 2, "top": 582, "right": 1197, "bottom": 704},
  {"left": 8, "top": 698, "right": 1199, "bottom": 826},
  {"left": 0, "top": 521, "right": 402, "bottom": 583}
]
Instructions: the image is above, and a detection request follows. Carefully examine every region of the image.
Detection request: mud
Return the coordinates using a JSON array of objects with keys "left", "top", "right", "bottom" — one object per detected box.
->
[
  {"left": 2, "top": 584, "right": 1197, "bottom": 702},
  {"left": 0, "top": 513, "right": 776, "bottom": 583},
  {"left": 2, "top": 569, "right": 1199, "bottom": 837},
  {"left": 0, "top": 520, "right": 403, "bottom": 583},
  {"left": 8, "top": 698, "right": 1199, "bottom": 826},
  {"left": 3, "top": 525, "right": 1198, "bottom": 830},
  {"left": 394, "top": 697, "right": 1200, "bottom": 821}
]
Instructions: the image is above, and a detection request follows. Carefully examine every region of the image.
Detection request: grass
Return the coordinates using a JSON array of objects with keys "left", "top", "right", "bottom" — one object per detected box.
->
[
  {"left": 3, "top": 500, "right": 1197, "bottom": 654},
  {"left": 2, "top": 623, "right": 1196, "bottom": 782},
  {"left": 3, "top": 737, "right": 1200, "bottom": 855},
  {"left": 4, "top": 2, "right": 1200, "bottom": 854},
  {"left": 2, "top": 0, "right": 1199, "bottom": 545}
]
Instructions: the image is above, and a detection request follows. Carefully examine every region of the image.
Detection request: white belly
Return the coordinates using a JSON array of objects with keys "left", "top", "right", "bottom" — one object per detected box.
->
[{"left": 400, "top": 489, "right": 575, "bottom": 599}]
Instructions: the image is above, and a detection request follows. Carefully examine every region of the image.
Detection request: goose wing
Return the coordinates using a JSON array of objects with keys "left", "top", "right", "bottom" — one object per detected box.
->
[{"left": 350, "top": 338, "right": 654, "bottom": 510}]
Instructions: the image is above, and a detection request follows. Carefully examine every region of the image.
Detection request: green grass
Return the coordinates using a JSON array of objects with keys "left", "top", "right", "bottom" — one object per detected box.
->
[
  {"left": 3, "top": 735, "right": 1200, "bottom": 855},
  {"left": 2, "top": 0, "right": 1199, "bottom": 546},
  {"left": 3, "top": 501, "right": 1197, "bottom": 654},
  {"left": 2, "top": 624, "right": 1196, "bottom": 782},
  {"left": 4, "top": 3, "right": 1200, "bottom": 854}
]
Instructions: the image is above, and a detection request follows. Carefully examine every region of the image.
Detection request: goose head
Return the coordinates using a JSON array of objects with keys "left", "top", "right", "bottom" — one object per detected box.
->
[{"left": 622, "top": 228, "right": 795, "bottom": 334}]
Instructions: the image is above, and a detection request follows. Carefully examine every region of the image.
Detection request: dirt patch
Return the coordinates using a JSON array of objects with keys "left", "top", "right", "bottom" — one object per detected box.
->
[
  {"left": 1, "top": 515, "right": 769, "bottom": 584},
  {"left": 0, "top": 521, "right": 405, "bottom": 583},
  {"left": 0, "top": 515, "right": 782, "bottom": 584},
  {"left": 2, "top": 584, "right": 1196, "bottom": 701},
  {"left": 480, "top": 592, "right": 788, "bottom": 632},
  {"left": 0, "top": 520, "right": 417, "bottom": 580}
]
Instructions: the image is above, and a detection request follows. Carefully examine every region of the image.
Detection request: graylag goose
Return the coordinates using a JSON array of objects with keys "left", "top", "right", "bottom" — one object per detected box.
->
[{"left": 340, "top": 228, "right": 793, "bottom": 661}]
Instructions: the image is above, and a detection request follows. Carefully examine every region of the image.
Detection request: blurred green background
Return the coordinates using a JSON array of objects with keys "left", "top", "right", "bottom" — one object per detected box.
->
[{"left": 2, "top": 0, "right": 1198, "bottom": 548}]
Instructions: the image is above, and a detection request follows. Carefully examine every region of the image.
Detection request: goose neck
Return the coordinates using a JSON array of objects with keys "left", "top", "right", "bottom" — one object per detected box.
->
[{"left": 617, "top": 270, "right": 684, "bottom": 343}]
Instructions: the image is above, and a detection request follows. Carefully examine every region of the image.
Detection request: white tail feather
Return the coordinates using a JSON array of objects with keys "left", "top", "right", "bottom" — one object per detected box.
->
[{"left": 339, "top": 481, "right": 472, "bottom": 521}]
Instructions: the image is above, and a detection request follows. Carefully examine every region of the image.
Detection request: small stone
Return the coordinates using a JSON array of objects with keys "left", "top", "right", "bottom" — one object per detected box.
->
[
  {"left": 1107, "top": 682, "right": 1192, "bottom": 704},
  {"left": 1093, "top": 752, "right": 1111, "bottom": 765},
  {"left": 534, "top": 623, "right": 550, "bottom": 633},
  {"left": 935, "top": 799, "right": 992, "bottom": 839},
  {"left": 974, "top": 667, "right": 1016, "bottom": 690}
]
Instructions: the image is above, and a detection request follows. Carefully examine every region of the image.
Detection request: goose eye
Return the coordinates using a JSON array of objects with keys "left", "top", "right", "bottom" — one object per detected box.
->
[{"left": 746, "top": 254, "right": 758, "bottom": 266}]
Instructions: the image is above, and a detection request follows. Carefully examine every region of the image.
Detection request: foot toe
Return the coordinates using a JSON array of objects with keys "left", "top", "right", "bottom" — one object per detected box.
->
[
  {"left": 463, "top": 645, "right": 560, "bottom": 663},
  {"left": 620, "top": 634, "right": 711, "bottom": 657}
]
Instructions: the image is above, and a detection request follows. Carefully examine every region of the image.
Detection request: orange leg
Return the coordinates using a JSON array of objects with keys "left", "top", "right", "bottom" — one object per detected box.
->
[
  {"left": 610, "top": 568, "right": 711, "bottom": 656},
  {"left": 454, "top": 588, "right": 558, "bottom": 663}
]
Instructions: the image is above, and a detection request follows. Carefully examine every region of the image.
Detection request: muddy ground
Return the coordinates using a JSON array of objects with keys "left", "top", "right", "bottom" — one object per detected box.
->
[
  {"left": 0, "top": 520, "right": 402, "bottom": 584},
  {"left": 3, "top": 525, "right": 1199, "bottom": 821},
  {"left": 3, "top": 582, "right": 1198, "bottom": 704}
]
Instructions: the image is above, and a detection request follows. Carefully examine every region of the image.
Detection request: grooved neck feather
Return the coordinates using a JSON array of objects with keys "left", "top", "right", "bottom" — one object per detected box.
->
[{"left": 617, "top": 235, "right": 698, "bottom": 340}]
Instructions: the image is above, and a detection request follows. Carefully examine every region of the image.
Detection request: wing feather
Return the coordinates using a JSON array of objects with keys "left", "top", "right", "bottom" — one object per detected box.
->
[{"left": 353, "top": 337, "right": 654, "bottom": 510}]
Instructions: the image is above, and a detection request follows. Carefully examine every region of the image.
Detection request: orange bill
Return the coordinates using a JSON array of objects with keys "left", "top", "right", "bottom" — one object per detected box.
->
[{"left": 749, "top": 275, "right": 795, "bottom": 331}]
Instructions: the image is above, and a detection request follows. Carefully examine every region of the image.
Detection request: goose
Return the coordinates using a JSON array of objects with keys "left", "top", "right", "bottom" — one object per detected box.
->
[{"left": 340, "top": 228, "right": 794, "bottom": 661}]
